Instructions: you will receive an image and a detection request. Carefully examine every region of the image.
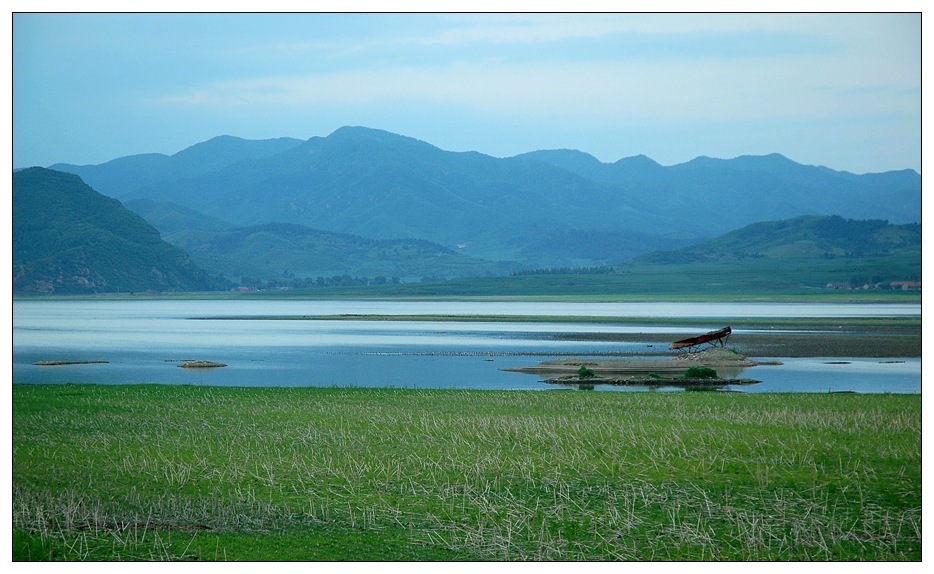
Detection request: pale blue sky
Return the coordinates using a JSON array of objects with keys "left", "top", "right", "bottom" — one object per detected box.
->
[{"left": 12, "top": 12, "right": 921, "bottom": 173}]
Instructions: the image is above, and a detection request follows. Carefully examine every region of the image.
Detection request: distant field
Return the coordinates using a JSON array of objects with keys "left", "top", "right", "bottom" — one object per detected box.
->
[
  {"left": 238, "top": 251, "right": 920, "bottom": 300},
  {"left": 20, "top": 285, "right": 919, "bottom": 304},
  {"left": 236, "top": 258, "right": 921, "bottom": 300},
  {"left": 13, "top": 385, "right": 921, "bottom": 561},
  {"left": 14, "top": 247, "right": 920, "bottom": 302}
]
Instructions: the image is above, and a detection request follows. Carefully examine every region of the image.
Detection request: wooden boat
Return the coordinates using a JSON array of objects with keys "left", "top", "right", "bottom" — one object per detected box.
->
[{"left": 669, "top": 326, "right": 731, "bottom": 350}]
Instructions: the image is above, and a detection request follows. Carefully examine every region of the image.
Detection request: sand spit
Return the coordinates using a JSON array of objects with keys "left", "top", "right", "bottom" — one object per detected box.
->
[
  {"left": 177, "top": 360, "right": 227, "bottom": 369},
  {"left": 503, "top": 347, "right": 760, "bottom": 377},
  {"left": 32, "top": 360, "right": 109, "bottom": 366}
]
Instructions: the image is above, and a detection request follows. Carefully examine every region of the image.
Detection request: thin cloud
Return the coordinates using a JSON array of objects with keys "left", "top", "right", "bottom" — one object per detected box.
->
[
  {"left": 148, "top": 48, "right": 915, "bottom": 125},
  {"left": 13, "top": 12, "right": 921, "bottom": 173}
]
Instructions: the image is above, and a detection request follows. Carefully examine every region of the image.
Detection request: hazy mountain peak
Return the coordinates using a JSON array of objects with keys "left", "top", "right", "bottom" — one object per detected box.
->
[
  {"left": 514, "top": 148, "right": 602, "bottom": 167},
  {"left": 329, "top": 125, "right": 394, "bottom": 138},
  {"left": 171, "top": 134, "right": 303, "bottom": 163},
  {"left": 614, "top": 154, "right": 663, "bottom": 170},
  {"left": 325, "top": 125, "right": 440, "bottom": 153},
  {"left": 676, "top": 152, "right": 798, "bottom": 171}
]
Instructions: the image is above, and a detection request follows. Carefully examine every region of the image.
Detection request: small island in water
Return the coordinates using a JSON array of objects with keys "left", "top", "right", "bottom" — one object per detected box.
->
[{"left": 504, "top": 347, "right": 766, "bottom": 389}]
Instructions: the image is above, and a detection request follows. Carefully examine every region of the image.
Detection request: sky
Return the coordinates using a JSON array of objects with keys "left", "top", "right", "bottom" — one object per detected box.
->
[{"left": 10, "top": 9, "right": 923, "bottom": 174}]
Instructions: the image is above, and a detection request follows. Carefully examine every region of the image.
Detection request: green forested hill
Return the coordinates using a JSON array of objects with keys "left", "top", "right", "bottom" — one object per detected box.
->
[
  {"left": 124, "top": 200, "right": 522, "bottom": 282},
  {"left": 158, "top": 221, "right": 524, "bottom": 282},
  {"left": 605, "top": 215, "right": 921, "bottom": 291},
  {"left": 636, "top": 215, "right": 921, "bottom": 263},
  {"left": 124, "top": 198, "right": 234, "bottom": 235},
  {"left": 13, "top": 168, "right": 227, "bottom": 294}
]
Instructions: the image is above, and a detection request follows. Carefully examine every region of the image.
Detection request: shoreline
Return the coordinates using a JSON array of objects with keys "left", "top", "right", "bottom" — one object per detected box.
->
[
  {"left": 183, "top": 315, "right": 921, "bottom": 358},
  {"left": 12, "top": 291, "right": 922, "bottom": 304},
  {"left": 189, "top": 313, "right": 920, "bottom": 328},
  {"left": 545, "top": 376, "right": 762, "bottom": 389},
  {"left": 552, "top": 331, "right": 921, "bottom": 358}
]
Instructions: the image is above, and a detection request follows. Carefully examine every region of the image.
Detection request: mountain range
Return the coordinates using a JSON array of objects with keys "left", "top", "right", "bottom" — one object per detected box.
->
[
  {"left": 51, "top": 126, "right": 920, "bottom": 272},
  {"left": 20, "top": 126, "right": 920, "bottom": 293},
  {"left": 12, "top": 166, "right": 920, "bottom": 295}
]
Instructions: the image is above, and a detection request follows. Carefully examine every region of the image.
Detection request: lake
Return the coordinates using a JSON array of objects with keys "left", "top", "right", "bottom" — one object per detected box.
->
[{"left": 12, "top": 300, "right": 921, "bottom": 393}]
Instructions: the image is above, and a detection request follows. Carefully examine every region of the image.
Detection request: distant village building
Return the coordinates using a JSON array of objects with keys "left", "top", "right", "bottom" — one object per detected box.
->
[
  {"left": 827, "top": 281, "right": 920, "bottom": 291},
  {"left": 890, "top": 281, "right": 921, "bottom": 291}
]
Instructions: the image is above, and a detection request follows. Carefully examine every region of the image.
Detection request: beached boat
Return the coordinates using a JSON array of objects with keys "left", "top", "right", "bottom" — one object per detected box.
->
[{"left": 669, "top": 326, "right": 731, "bottom": 351}]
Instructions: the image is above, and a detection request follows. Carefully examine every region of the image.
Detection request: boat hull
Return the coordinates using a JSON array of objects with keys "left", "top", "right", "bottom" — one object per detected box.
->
[{"left": 669, "top": 326, "right": 732, "bottom": 350}]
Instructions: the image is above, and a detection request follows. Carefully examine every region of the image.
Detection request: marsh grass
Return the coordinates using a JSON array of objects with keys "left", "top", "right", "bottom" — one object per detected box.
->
[{"left": 12, "top": 385, "right": 920, "bottom": 561}]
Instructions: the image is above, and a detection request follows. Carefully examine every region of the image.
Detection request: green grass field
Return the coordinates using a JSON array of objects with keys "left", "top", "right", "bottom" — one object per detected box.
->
[
  {"left": 12, "top": 385, "right": 920, "bottom": 561},
  {"left": 236, "top": 252, "right": 921, "bottom": 300}
]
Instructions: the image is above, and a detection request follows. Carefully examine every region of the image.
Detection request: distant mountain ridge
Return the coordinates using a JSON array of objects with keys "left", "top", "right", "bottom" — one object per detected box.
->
[
  {"left": 50, "top": 135, "right": 303, "bottom": 200},
  {"left": 13, "top": 168, "right": 226, "bottom": 294},
  {"left": 47, "top": 126, "right": 920, "bottom": 269},
  {"left": 514, "top": 150, "right": 919, "bottom": 230}
]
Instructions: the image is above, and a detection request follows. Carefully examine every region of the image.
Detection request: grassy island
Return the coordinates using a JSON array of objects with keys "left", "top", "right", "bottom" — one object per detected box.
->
[{"left": 12, "top": 384, "right": 920, "bottom": 561}]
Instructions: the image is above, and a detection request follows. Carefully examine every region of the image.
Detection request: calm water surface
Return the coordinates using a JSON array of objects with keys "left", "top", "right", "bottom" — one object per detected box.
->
[{"left": 12, "top": 300, "right": 921, "bottom": 393}]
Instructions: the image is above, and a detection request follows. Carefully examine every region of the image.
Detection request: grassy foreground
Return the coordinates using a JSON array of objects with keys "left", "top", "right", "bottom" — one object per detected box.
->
[{"left": 13, "top": 385, "right": 921, "bottom": 561}]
